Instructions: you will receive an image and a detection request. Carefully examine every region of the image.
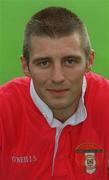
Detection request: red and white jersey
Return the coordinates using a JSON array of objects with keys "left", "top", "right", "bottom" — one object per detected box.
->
[{"left": 0, "top": 72, "right": 109, "bottom": 180}]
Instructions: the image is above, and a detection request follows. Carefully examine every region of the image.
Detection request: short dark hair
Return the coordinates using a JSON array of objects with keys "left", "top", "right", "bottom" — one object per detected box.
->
[{"left": 23, "top": 7, "right": 91, "bottom": 65}]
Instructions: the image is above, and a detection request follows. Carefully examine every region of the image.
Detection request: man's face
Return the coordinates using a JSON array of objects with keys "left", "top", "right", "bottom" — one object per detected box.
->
[{"left": 22, "top": 33, "right": 93, "bottom": 115}]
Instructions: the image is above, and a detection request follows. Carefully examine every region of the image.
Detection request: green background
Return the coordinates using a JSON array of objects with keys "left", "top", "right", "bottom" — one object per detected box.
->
[{"left": 0, "top": 0, "right": 109, "bottom": 85}]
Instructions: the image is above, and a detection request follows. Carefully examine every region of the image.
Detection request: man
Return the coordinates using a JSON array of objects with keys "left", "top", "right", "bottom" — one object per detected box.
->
[{"left": 0, "top": 6, "right": 109, "bottom": 180}]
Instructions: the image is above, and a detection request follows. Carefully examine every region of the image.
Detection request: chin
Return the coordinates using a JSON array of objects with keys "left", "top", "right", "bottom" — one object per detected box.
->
[{"left": 48, "top": 101, "right": 70, "bottom": 110}]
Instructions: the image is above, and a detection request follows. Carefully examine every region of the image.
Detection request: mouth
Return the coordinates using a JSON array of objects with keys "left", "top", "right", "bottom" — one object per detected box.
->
[{"left": 47, "top": 89, "right": 69, "bottom": 96}]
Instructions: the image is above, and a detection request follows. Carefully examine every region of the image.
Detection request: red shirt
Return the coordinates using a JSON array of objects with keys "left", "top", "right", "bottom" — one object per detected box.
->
[{"left": 0, "top": 72, "right": 109, "bottom": 179}]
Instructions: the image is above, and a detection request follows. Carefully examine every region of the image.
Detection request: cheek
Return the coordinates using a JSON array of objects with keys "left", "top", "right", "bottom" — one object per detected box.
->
[
  {"left": 31, "top": 71, "right": 49, "bottom": 91},
  {"left": 66, "top": 68, "right": 85, "bottom": 92},
  {"left": 66, "top": 67, "right": 85, "bottom": 82},
  {"left": 32, "top": 76, "right": 43, "bottom": 88},
  {"left": 30, "top": 66, "right": 50, "bottom": 79}
]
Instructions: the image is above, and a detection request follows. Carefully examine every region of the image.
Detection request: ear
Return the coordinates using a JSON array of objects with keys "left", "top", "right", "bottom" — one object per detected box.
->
[
  {"left": 20, "top": 56, "right": 31, "bottom": 77},
  {"left": 86, "top": 49, "right": 95, "bottom": 72}
]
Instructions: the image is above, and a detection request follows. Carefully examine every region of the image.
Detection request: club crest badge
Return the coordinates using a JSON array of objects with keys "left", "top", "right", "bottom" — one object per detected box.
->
[
  {"left": 85, "top": 152, "right": 96, "bottom": 174},
  {"left": 75, "top": 143, "right": 104, "bottom": 174}
]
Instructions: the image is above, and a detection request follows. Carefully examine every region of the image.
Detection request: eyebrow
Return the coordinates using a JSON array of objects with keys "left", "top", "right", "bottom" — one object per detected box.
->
[
  {"left": 62, "top": 55, "right": 82, "bottom": 60},
  {"left": 32, "top": 57, "right": 51, "bottom": 63},
  {"left": 32, "top": 54, "right": 82, "bottom": 63}
]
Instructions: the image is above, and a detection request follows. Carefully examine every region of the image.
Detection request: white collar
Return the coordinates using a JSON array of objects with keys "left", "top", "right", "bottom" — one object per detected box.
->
[{"left": 30, "top": 77, "right": 87, "bottom": 128}]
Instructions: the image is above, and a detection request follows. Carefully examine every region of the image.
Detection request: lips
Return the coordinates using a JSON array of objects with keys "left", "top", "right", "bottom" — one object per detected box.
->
[
  {"left": 47, "top": 89, "right": 69, "bottom": 95},
  {"left": 48, "top": 89, "right": 68, "bottom": 92}
]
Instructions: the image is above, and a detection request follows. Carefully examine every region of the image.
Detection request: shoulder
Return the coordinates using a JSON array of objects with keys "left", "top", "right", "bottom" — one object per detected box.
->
[
  {"left": 85, "top": 72, "right": 109, "bottom": 111},
  {"left": 86, "top": 72, "right": 109, "bottom": 87},
  {"left": 85, "top": 73, "right": 109, "bottom": 141},
  {"left": 0, "top": 77, "right": 31, "bottom": 94},
  {"left": 85, "top": 72, "right": 109, "bottom": 94},
  {"left": 0, "top": 77, "right": 31, "bottom": 104}
]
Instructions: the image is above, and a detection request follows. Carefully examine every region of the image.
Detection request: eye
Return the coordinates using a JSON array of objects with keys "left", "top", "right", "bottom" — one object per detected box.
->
[
  {"left": 37, "top": 59, "right": 50, "bottom": 68},
  {"left": 40, "top": 60, "right": 49, "bottom": 66},
  {"left": 64, "top": 57, "right": 77, "bottom": 66}
]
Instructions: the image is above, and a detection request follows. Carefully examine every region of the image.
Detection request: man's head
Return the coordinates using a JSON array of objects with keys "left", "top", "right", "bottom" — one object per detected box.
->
[
  {"left": 23, "top": 6, "right": 91, "bottom": 65},
  {"left": 21, "top": 7, "right": 94, "bottom": 121}
]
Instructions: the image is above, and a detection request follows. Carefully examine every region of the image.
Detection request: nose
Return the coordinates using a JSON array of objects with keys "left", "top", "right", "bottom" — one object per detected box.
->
[{"left": 51, "top": 63, "right": 65, "bottom": 83}]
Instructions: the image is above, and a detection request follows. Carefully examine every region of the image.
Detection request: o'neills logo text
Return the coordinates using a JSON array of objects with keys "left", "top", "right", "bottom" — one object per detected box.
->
[{"left": 12, "top": 155, "right": 37, "bottom": 163}]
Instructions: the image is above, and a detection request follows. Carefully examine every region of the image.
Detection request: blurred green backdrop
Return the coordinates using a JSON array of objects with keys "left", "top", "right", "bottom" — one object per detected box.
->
[{"left": 0, "top": 0, "right": 109, "bottom": 85}]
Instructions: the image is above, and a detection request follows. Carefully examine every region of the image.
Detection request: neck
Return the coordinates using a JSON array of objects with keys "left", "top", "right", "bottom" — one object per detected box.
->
[{"left": 52, "top": 95, "right": 81, "bottom": 123}]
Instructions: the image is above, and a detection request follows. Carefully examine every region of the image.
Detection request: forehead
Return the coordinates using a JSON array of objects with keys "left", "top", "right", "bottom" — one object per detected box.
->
[{"left": 29, "top": 33, "right": 84, "bottom": 57}]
